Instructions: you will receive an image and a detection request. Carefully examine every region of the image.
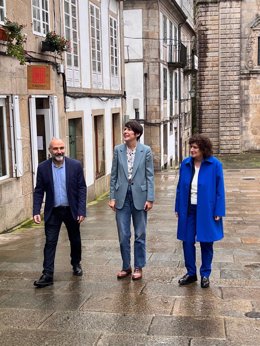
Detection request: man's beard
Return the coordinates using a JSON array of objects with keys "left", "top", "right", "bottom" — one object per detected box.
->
[{"left": 52, "top": 154, "right": 64, "bottom": 163}]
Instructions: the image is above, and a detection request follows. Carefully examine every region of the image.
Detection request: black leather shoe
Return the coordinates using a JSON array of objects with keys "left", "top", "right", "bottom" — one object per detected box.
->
[
  {"left": 34, "top": 274, "right": 53, "bottom": 288},
  {"left": 178, "top": 274, "right": 197, "bottom": 286},
  {"left": 201, "top": 276, "right": 210, "bottom": 288},
  {"left": 73, "top": 264, "right": 83, "bottom": 276}
]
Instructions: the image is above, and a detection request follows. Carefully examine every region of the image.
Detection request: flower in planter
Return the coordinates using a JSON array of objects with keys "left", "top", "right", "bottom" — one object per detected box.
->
[
  {"left": 3, "top": 18, "right": 27, "bottom": 65},
  {"left": 42, "top": 31, "right": 70, "bottom": 54}
]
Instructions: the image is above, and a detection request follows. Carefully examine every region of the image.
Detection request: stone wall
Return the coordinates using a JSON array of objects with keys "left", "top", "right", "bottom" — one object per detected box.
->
[
  {"left": 240, "top": 1, "right": 260, "bottom": 151},
  {"left": 196, "top": 0, "right": 242, "bottom": 153}
]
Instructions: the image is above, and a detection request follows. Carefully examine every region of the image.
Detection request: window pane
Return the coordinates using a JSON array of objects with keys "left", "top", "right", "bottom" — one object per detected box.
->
[
  {"left": 67, "top": 53, "right": 72, "bottom": 66},
  {"left": 64, "top": 1, "right": 70, "bottom": 14},
  {"left": 65, "top": 14, "right": 70, "bottom": 26},
  {"left": 74, "top": 56, "right": 79, "bottom": 67},
  {"left": 72, "top": 5, "right": 76, "bottom": 17},
  {"left": 72, "top": 17, "right": 77, "bottom": 30},
  {"left": 65, "top": 27, "right": 71, "bottom": 40},
  {"left": 0, "top": 9, "right": 4, "bottom": 21}
]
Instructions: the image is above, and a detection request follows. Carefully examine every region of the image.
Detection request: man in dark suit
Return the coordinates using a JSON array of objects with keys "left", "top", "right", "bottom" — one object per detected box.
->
[{"left": 33, "top": 138, "right": 87, "bottom": 288}]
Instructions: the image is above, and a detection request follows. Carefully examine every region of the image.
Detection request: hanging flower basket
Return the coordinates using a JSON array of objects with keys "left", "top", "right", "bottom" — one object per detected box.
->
[
  {"left": 0, "top": 27, "right": 8, "bottom": 41},
  {"left": 41, "top": 31, "right": 70, "bottom": 54},
  {"left": 41, "top": 40, "right": 56, "bottom": 52},
  {"left": 2, "top": 18, "right": 27, "bottom": 65}
]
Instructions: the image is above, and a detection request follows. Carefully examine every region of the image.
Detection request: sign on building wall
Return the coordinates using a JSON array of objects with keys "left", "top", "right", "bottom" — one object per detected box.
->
[{"left": 27, "top": 65, "right": 51, "bottom": 90}]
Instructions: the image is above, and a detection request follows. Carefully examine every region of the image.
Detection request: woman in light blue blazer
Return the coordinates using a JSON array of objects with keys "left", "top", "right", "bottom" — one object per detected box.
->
[
  {"left": 175, "top": 134, "right": 225, "bottom": 288},
  {"left": 109, "top": 120, "right": 155, "bottom": 280}
]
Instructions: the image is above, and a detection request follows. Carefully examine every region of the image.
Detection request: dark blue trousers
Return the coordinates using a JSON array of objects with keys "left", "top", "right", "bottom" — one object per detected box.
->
[
  {"left": 183, "top": 204, "right": 213, "bottom": 278},
  {"left": 43, "top": 206, "right": 81, "bottom": 276}
]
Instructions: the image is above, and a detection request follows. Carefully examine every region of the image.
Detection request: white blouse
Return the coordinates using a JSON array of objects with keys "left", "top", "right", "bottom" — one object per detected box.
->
[{"left": 190, "top": 166, "right": 200, "bottom": 205}]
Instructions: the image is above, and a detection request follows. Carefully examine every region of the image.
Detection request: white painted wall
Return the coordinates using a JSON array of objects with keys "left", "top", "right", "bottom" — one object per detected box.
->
[
  {"left": 66, "top": 0, "right": 123, "bottom": 190},
  {"left": 125, "top": 62, "right": 144, "bottom": 119},
  {"left": 124, "top": 9, "right": 143, "bottom": 60},
  {"left": 66, "top": 96, "right": 122, "bottom": 187},
  {"left": 123, "top": 9, "right": 144, "bottom": 120}
]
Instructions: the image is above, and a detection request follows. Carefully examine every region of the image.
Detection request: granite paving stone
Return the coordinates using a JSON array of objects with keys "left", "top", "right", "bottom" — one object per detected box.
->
[
  {"left": 149, "top": 315, "right": 225, "bottom": 338},
  {"left": 0, "top": 329, "right": 101, "bottom": 346},
  {"left": 39, "top": 311, "right": 153, "bottom": 334},
  {"left": 0, "top": 168, "right": 260, "bottom": 344}
]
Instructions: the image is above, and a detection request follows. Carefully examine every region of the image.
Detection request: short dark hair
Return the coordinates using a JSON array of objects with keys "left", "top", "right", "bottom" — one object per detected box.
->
[
  {"left": 124, "top": 120, "right": 143, "bottom": 140},
  {"left": 189, "top": 133, "right": 213, "bottom": 158}
]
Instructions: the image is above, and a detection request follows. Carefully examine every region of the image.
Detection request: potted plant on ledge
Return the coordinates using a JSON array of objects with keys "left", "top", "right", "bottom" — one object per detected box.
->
[
  {"left": 41, "top": 31, "right": 70, "bottom": 55},
  {"left": 0, "top": 26, "right": 8, "bottom": 41},
  {"left": 3, "top": 18, "right": 27, "bottom": 65}
]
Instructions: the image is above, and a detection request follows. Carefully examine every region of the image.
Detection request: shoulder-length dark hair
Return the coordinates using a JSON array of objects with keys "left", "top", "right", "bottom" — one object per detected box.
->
[{"left": 189, "top": 134, "right": 213, "bottom": 158}]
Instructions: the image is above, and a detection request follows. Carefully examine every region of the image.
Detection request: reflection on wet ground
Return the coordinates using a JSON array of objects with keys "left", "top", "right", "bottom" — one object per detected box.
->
[{"left": 0, "top": 169, "right": 260, "bottom": 345}]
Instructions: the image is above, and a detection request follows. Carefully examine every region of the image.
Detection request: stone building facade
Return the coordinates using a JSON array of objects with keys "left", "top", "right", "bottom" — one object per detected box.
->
[
  {"left": 196, "top": 0, "right": 260, "bottom": 153},
  {"left": 123, "top": 0, "right": 196, "bottom": 169},
  {"left": 0, "top": 0, "right": 125, "bottom": 232}
]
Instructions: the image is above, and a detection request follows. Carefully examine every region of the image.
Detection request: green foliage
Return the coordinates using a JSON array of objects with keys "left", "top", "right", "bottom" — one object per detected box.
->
[
  {"left": 43, "top": 31, "right": 70, "bottom": 54},
  {"left": 3, "top": 18, "right": 27, "bottom": 65}
]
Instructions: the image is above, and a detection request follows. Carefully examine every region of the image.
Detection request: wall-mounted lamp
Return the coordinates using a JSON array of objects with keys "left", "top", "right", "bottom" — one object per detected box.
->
[{"left": 189, "top": 89, "right": 196, "bottom": 98}]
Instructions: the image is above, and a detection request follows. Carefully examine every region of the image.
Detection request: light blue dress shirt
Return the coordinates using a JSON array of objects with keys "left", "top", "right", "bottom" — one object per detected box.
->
[{"left": 52, "top": 160, "right": 69, "bottom": 207}]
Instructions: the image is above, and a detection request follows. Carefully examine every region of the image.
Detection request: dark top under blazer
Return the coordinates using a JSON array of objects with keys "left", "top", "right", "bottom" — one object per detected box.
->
[{"left": 33, "top": 157, "right": 87, "bottom": 222}]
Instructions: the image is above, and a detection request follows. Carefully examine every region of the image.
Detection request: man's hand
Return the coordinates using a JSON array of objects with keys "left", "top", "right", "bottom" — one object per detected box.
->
[
  {"left": 144, "top": 201, "right": 153, "bottom": 211},
  {"left": 214, "top": 216, "right": 221, "bottom": 221},
  {"left": 77, "top": 216, "right": 85, "bottom": 224},
  {"left": 33, "top": 215, "right": 41, "bottom": 224},
  {"left": 108, "top": 199, "right": 116, "bottom": 211}
]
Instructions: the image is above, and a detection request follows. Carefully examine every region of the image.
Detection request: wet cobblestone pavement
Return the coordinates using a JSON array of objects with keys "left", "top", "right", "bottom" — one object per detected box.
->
[{"left": 0, "top": 169, "right": 260, "bottom": 345}]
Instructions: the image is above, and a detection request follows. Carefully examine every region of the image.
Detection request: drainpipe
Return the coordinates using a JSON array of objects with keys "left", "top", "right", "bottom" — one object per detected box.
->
[
  {"left": 118, "top": 0, "right": 126, "bottom": 124},
  {"left": 178, "top": 20, "right": 186, "bottom": 164}
]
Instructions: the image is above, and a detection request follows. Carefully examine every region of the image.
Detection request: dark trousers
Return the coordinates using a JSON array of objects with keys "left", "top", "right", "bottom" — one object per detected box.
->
[
  {"left": 183, "top": 204, "right": 214, "bottom": 278},
  {"left": 43, "top": 206, "right": 81, "bottom": 276}
]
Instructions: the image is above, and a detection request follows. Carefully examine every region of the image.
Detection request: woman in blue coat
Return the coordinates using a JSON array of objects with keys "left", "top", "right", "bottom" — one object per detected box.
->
[{"left": 175, "top": 134, "right": 225, "bottom": 288}]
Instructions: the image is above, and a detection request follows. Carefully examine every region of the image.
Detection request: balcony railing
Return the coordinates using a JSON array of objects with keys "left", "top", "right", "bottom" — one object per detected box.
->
[
  {"left": 168, "top": 43, "right": 187, "bottom": 69},
  {"left": 184, "top": 54, "right": 198, "bottom": 74}
]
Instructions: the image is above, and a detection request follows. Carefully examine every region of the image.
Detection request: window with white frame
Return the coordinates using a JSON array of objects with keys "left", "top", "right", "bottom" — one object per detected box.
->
[
  {"left": 0, "top": 0, "right": 6, "bottom": 23},
  {"left": 163, "top": 15, "right": 167, "bottom": 45},
  {"left": 163, "top": 68, "right": 167, "bottom": 100},
  {"left": 64, "top": 0, "right": 79, "bottom": 69},
  {"left": 110, "top": 16, "right": 118, "bottom": 76},
  {"left": 0, "top": 99, "right": 9, "bottom": 179},
  {"left": 32, "top": 0, "right": 50, "bottom": 35},
  {"left": 90, "top": 3, "right": 101, "bottom": 74}
]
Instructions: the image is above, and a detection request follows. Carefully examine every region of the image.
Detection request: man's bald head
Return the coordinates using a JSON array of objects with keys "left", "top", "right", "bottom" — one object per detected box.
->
[
  {"left": 48, "top": 138, "right": 65, "bottom": 165},
  {"left": 49, "top": 138, "right": 65, "bottom": 150}
]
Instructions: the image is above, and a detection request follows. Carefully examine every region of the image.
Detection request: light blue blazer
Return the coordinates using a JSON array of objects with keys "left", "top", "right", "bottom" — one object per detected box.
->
[{"left": 110, "top": 142, "right": 155, "bottom": 210}]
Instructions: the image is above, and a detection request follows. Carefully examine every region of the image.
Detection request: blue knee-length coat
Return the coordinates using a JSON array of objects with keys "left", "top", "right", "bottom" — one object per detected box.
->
[{"left": 175, "top": 156, "right": 225, "bottom": 242}]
